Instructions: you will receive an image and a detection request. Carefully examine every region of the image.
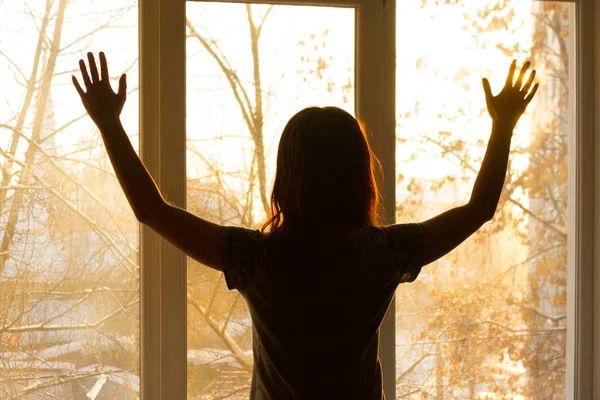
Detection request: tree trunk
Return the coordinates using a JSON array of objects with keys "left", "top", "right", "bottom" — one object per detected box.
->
[{"left": 0, "top": 0, "right": 68, "bottom": 272}]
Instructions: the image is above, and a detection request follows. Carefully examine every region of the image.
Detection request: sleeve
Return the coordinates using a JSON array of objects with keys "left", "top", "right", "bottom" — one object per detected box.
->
[
  {"left": 383, "top": 223, "right": 426, "bottom": 284},
  {"left": 220, "top": 226, "right": 263, "bottom": 291}
]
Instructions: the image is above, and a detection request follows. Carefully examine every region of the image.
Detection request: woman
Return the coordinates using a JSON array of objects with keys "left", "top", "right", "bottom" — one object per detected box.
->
[{"left": 73, "top": 52, "right": 537, "bottom": 399}]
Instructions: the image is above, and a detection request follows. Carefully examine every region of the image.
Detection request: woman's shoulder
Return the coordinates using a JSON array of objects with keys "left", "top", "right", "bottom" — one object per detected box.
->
[
  {"left": 221, "top": 225, "right": 263, "bottom": 242},
  {"left": 220, "top": 224, "right": 400, "bottom": 253}
]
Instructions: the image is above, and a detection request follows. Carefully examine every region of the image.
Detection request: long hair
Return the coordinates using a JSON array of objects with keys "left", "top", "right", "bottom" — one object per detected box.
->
[{"left": 261, "top": 106, "right": 382, "bottom": 234}]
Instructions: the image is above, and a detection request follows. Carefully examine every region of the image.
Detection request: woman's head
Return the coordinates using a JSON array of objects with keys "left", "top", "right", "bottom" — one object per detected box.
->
[{"left": 262, "top": 106, "right": 382, "bottom": 233}]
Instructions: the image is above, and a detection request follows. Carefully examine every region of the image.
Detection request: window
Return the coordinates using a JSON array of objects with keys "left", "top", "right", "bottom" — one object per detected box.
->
[
  {"left": 394, "top": 1, "right": 574, "bottom": 397},
  {"left": 185, "top": 3, "right": 355, "bottom": 397},
  {"left": 0, "top": 0, "right": 139, "bottom": 398},
  {"left": 2, "top": 0, "right": 596, "bottom": 398}
]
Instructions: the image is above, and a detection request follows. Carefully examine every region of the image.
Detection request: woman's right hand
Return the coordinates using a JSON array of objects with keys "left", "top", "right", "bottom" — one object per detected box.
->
[
  {"left": 482, "top": 60, "right": 539, "bottom": 129},
  {"left": 72, "top": 51, "right": 127, "bottom": 129}
]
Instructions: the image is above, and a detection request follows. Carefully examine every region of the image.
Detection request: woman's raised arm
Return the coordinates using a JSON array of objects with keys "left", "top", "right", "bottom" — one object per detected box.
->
[
  {"left": 73, "top": 52, "right": 222, "bottom": 270},
  {"left": 417, "top": 60, "right": 539, "bottom": 266}
]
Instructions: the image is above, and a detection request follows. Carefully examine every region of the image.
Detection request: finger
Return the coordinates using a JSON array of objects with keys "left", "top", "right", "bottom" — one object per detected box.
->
[
  {"left": 72, "top": 75, "right": 86, "bottom": 98},
  {"left": 522, "top": 69, "right": 536, "bottom": 93},
  {"left": 87, "top": 52, "right": 100, "bottom": 83},
  {"left": 515, "top": 61, "right": 531, "bottom": 88},
  {"left": 79, "top": 59, "right": 92, "bottom": 89},
  {"left": 118, "top": 74, "right": 127, "bottom": 98},
  {"left": 482, "top": 78, "right": 493, "bottom": 101},
  {"left": 505, "top": 59, "right": 517, "bottom": 88},
  {"left": 99, "top": 51, "right": 109, "bottom": 82},
  {"left": 525, "top": 83, "right": 539, "bottom": 104}
]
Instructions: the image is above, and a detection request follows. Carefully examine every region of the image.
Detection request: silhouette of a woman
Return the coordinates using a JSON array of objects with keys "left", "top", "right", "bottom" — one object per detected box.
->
[{"left": 73, "top": 52, "right": 538, "bottom": 400}]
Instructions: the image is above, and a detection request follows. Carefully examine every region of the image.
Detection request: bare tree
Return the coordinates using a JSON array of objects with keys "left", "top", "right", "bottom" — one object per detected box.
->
[
  {"left": 393, "top": 1, "right": 570, "bottom": 398},
  {"left": 0, "top": 0, "right": 140, "bottom": 398}
]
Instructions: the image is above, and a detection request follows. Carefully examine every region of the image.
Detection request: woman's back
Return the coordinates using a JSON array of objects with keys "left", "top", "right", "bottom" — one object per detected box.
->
[{"left": 221, "top": 223, "right": 425, "bottom": 399}]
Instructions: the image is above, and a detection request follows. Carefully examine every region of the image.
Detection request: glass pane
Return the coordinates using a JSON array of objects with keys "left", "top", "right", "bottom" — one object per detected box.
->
[
  {"left": 185, "top": 3, "right": 354, "bottom": 398},
  {"left": 395, "top": 1, "right": 573, "bottom": 398},
  {"left": 0, "top": 0, "right": 139, "bottom": 398}
]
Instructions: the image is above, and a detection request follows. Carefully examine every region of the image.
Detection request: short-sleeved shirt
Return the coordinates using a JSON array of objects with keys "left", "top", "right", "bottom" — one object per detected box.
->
[{"left": 220, "top": 223, "right": 426, "bottom": 400}]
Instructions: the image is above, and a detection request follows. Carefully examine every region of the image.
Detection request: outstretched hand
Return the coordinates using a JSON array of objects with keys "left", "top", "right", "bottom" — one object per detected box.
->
[
  {"left": 482, "top": 60, "right": 539, "bottom": 129},
  {"left": 73, "top": 52, "right": 126, "bottom": 128}
]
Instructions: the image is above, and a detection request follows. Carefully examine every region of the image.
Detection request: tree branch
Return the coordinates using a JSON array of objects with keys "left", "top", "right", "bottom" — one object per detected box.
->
[{"left": 187, "top": 292, "right": 252, "bottom": 371}]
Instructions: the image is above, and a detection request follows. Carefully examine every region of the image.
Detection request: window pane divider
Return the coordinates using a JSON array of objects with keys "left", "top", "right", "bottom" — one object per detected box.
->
[
  {"left": 356, "top": 1, "right": 397, "bottom": 398},
  {"left": 141, "top": 0, "right": 187, "bottom": 399},
  {"left": 574, "top": 0, "right": 597, "bottom": 398},
  {"left": 140, "top": 0, "right": 161, "bottom": 397}
]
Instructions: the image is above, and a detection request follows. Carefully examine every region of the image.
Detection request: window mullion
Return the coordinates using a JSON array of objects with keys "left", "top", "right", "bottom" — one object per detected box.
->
[
  {"left": 141, "top": 0, "right": 187, "bottom": 399},
  {"left": 140, "top": 0, "right": 161, "bottom": 398},
  {"left": 573, "top": 0, "right": 597, "bottom": 398},
  {"left": 356, "top": 1, "right": 396, "bottom": 398},
  {"left": 158, "top": 0, "right": 188, "bottom": 399}
]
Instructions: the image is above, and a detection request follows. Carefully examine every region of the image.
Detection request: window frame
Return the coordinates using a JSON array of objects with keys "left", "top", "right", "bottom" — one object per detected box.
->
[
  {"left": 574, "top": 0, "right": 597, "bottom": 398},
  {"left": 139, "top": 0, "right": 394, "bottom": 398},
  {"left": 140, "top": 1, "right": 187, "bottom": 399},
  {"left": 138, "top": 0, "right": 598, "bottom": 399}
]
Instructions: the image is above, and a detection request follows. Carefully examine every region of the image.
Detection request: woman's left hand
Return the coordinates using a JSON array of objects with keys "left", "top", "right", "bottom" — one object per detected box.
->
[
  {"left": 73, "top": 52, "right": 127, "bottom": 128},
  {"left": 482, "top": 60, "right": 539, "bottom": 129}
]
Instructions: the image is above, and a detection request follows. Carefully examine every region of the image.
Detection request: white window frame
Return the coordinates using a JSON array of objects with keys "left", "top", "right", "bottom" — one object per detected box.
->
[{"left": 138, "top": 0, "right": 599, "bottom": 399}]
